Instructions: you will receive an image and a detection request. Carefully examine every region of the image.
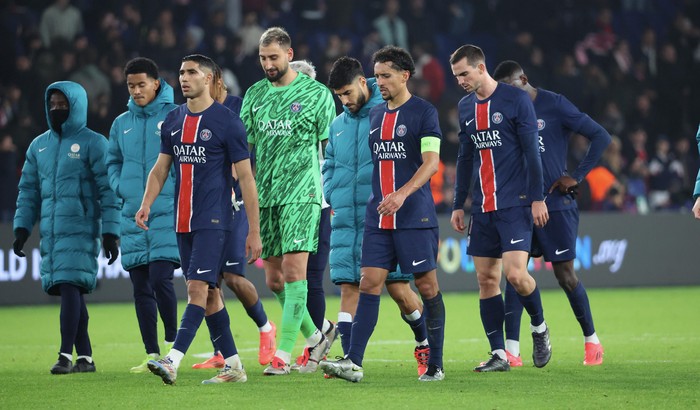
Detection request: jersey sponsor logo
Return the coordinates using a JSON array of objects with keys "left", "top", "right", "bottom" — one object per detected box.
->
[
  {"left": 199, "top": 128, "right": 212, "bottom": 141},
  {"left": 396, "top": 124, "right": 407, "bottom": 137},
  {"left": 537, "top": 119, "right": 546, "bottom": 131},
  {"left": 290, "top": 102, "right": 302, "bottom": 113},
  {"left": 470, "top": 130, "right": 502, "bottom": 149},
  {"left": 68, "top": 143, "right": 81, "bottom": 159},
  {"left": 491, "top": 112, "right": 503, "bottom": 124},
  {"left": 373, "top": 140, "right": 407, "bottom": 159},
  {"left": 172, "top": 145, "right": 207, "bottom": 163},
  {"left": 257, "top": 119, "right": 293, "bottom": 137}
]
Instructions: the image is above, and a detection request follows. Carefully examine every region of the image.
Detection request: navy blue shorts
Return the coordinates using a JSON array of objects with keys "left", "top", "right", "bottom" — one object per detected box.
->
[
  {"left": 467, "top": 207, "right": 533, "bottom": 258},
  {"left": 531, "top": 208, "right": 578, "bottom": 262},
  {"left": 222, "top": 205, "right": 248, "bottom": 276},
  {"left": 177, "top": 229, "right": 227, "bottom": 287},
  {"left": 361, "top": 225, "right": 438, "bottom": 274}
]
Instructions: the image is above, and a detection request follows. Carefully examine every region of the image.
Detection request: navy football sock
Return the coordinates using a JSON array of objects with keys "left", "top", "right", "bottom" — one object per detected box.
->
[
  {"left": 347, "top": 293, "right": 380, "bottom": 366},
  {"left": 480, "top": 294, "right": 506, "bottom": 352},
  {"left": 504, "top": 281, "right": 524, "bottom": 341},
  {"left": 517, "top": 286, "right": 545, "bottom": 327},
  {"left": 172, "top": 304, "right": 206, "bottom": 354},
  {"left": 306, "top": 268, "right": 326, "bottom": 330},
  {"left": 402, "top": 310, "right": 428, "bottom": 344},
  {"left": 74, "top": 294, "right": 92, "bottom": 357},
  {"left": 566, "top": 281, "right": 595, "bottom": 336},
  {"left": 244, "top": 298, "right": 268, "bottom": 328},
  {"left": 337, "top": 321, "right": 352, "bottom": 356},
  {"left": 205, "top": 307, "right": 238, "bottom": 359},
  {"left": 422, "top": 292, "right": 445, "bottom": 368}
]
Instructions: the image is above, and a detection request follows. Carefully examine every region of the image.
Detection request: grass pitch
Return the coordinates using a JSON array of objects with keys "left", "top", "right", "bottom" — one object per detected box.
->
[{"left": 1, "top": 287, "right": 699, "bottom": 409}]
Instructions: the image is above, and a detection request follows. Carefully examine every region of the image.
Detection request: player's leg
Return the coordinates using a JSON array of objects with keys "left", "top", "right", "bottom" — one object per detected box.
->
[
  {"left": 201, "top": 285, "right": 247, "bottom": 384},
  {"left": 149, "top": 260, "right": 178, "bottom": 345},
  {"left": 503, "top": 281, "right": 524, "bottom": 366},
  {"left": 192, "top": 274, "right": 225, "bottom": 370},
  {"left": 306, "top": 206, "right": 331, "bottom": 329},
  {"left": 51, "top": 283, "right": 82, "bottom": 374},
  {"left": 148, "top": 231, "right": 222, "bottom": 384},
  {"left": 337, "top": 282, "right": 360, "bottom": 355},
  {"left": 386, "top": 280, "right": 429, "bottom": 376},
  {"left": 127, "top": 264, "right": 160, "bottom": 372},
  {"left": 72, "top": 292, "right": 95, "bottom": 373}
]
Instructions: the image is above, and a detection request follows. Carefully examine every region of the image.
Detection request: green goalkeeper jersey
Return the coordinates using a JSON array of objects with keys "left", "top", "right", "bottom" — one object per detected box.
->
[{"left": 242, "top": 72, "right": 335, "bottom": 207}]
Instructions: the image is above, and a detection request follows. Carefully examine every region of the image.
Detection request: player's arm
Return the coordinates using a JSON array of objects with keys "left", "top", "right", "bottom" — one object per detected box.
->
[
  {"left": 377, "top": 136, "right": 440, "bottom": 216},
  {"left": 551, "top": 96, "right": 611, "bottom": 195},
  {"left": 522, "top": 130, "right": 548, "bottom": 227},
  {"left": 136, "top": 153, "right": 172, "bottom": 230},
  {"left": 693, "top": 124, "right": 700, "bottom": 219},
  {"left": 452, "top": 120, "right": 474, "bottom": 234},
  {"left": 234, "top": 158, "right": 262, "bottom": 263}
]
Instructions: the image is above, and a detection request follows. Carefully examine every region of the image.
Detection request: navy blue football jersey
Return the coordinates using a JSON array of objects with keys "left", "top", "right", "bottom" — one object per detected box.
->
[
  {"left": 366, "top": 96, "right": 441, "bottom": 229},
  {"left": 160, "top": 102, "right": 249, "bottom": 232}
]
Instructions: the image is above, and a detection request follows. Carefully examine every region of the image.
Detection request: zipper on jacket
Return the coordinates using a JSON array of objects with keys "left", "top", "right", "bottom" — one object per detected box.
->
[
  {"left": 50, "top": 134, "right": 62, "bottom": 285},
  {"left": 142, "top": 117, "right": 151, "bottom": 261},
  {"left": 352, "top": 118, "right": 360, "bottom": 264}
]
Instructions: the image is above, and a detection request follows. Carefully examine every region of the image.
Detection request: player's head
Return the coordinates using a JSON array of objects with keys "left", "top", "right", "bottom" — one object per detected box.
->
[
  {"left": 259, "top": 26, "right": 293, "bottom": 83},
  {"left": 449, "top": 44, "right": 488, "bottom": 94},
  {"left": 179, "top": 54, "right": 216, "bottom": 99},
  {"left": 124, "top": 57, "right": 161, "bottom": 107},
  {"left": 209, "top": 62, "right": 228, "bottom": 103},
  {"left": 328, "top": 56, "right": 369, "bottom": 114},
  {"left": 289, "top": 60, "right": 316, "bottom": 79},
  {"left": 493, "top": 60, "right": 528, "bottom": 90},
  {"left": 372, "top": 46, "right": 415, "bottom": 102}
]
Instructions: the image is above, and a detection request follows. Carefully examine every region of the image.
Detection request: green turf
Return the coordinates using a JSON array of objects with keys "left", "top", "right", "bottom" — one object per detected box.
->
[{"left": 1, "top": 287, "right": 699, "bottom": 409}]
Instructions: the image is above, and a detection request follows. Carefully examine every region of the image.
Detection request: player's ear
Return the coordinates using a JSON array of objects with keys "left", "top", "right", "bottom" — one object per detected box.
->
[
  {"left": 520, "top": 74, "right": 529, "bottom": 86},
  {"left": 287, "top": 47, "right": 294, "bottom": 61}
]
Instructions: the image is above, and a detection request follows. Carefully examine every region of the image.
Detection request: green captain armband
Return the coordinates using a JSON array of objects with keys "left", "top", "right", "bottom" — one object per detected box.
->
[{"left": 421, "top": 136, "right": 441, "bottom": 154}]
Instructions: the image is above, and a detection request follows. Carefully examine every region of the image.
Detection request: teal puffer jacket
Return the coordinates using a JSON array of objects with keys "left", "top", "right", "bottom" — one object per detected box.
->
[
  {"left": 14, "top": 81, "right": 120, "bottom": 294},
  {"left": 106, "top": 80, "right": 179, "bottom": 271}
]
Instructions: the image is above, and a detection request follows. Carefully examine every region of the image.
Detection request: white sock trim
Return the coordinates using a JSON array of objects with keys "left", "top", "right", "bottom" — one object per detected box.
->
[
  {"left": 76, "top": 355, "right": 93, "bottom": 363},
  {"left": 259, "top": 321, "right": 272, "bottom": 333},
  {"left": 338, "top": 312, "right": 352, "bottom": 323},
  {"left": 404, "top": 309, "right": 421, "bottom": 321},
  {"left": 505, "top": 339, "right": 520, "bottom": 357}
]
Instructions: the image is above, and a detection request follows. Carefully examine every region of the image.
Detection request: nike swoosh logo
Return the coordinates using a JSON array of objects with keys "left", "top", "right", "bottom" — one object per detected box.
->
[
  {"left": 252, "top": 105, "right": 264, "bottom": 113},
  {"left": 171, "top": 129, "right": 181, "bottom": 136},
  {"left": 412, "top": 259, "right": 427, "bottom": 266},
  {"left": 123, "top": 128, "right": 133, "bottom": 134},
  {"left": 555, "top": 248, "right": 570, "bottom": 255},
  {"left": 225, "top": 261, "right": 239, "bottom": 266},
  {"left": 510, "top": 239, "right": 524, "bottom": 244},
  {"left": 369, "top": 127, "right": 380, "bottom": 134},
  {"left": 466, "top": 118, "right": 475, "bottom": 126},
  {"left": 38, "top": 147, "right": 47, "bottom": 152},
  {"left": 196, "top": 268, "right": 212, "bottom": 274},
  {"left": 212, "top": 335, "right": 222, "bottom": 343},
  {"left": 335, "top": 130, "right": 344, "bottom": 137},
  {"left": 293, "top": 239, "right": 304, "bottom": 244},
  {"left": 486, "top": 330, "right": 498, "bottom": 336}
]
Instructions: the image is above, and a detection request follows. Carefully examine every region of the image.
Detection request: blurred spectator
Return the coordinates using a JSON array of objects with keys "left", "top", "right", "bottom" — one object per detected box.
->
[
  {"left": 0, "top": 134, "right": 18, "bottom": 222},
  {"left": 411, "top": 42, "right": 445, "bottom": 104},
  {"left": 238, "top": 11, "right": 265, "bottom": 56},
  {"left": 373, "top": 0, "right": 408, "bottom": 50},
  {"left": 403, "top": 0, "right": 435, "bottom": 48},
  {"left": 39, "top": 0, "right": 83, "bottom": 47},
  {"left": 647, "top": 136, "right": 685, "bottom": 210},
  {"left": 600, "top": 100, "right": 626, "bottom": 136}
]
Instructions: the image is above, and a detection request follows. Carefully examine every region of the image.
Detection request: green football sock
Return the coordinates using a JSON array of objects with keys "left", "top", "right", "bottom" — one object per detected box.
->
[{"left": 278, "top": 280, "right": 308, "bottom": 354}]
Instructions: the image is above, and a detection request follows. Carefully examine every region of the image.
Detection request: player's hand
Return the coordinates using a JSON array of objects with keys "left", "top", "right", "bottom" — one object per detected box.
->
[
  {"left": 693, "top": 197, "right": 700, "bottom": 220},
  {"left": 532, "top": 200, "right": 549, "bottom": 228},
  {"left": 377, "top": 190, "right": 407, "bottom": 216},
  {"left": 102, "top": 234, "right": 119, "bottom": 265},
  {"left": 549, "top": 175, "right": 579, "bottom": 196},
  {"left": 135, "top": 206, "right": 150, "bottom": 230},
  {"left": 13, "top": 228, "right": 29, "bottom": 257},
  {"left": 245, "top": 231, "right": 262, "bottom": 264},
  {"left": 451, "top": 209, "right": 466, "bottom": 233}
]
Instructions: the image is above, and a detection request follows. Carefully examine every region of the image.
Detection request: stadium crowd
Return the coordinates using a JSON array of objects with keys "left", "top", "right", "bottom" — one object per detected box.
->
[{"left": 1, "top": 0, "right": 700, "bottom": 221}]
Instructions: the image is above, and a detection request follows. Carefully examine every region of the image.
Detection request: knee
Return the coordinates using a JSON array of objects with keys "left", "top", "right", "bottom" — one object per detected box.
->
[
  {"left": 266, "top": 275, "right": 285, "bottom": 294},
  {"left": 477, "top": 272, "right": 501, "bottom": 292},
  {"left": 358, "top": 274, "right": 382, "bottom": 295},
  {"left": 414, "top": 274, "right": 438, "bottom": 299},
  {"left": 554, "top": 263, "right": 579, "bottom": 293}
]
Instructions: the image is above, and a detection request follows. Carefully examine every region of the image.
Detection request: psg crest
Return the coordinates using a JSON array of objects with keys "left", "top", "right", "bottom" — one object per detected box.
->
[
  {"left": 491, "top": 112, "right": 503, "bottom": 124},
  {"left": 537, "top": 119, "right": 546, "bottom": 130},
  {"left": 396, "top": 124, "right": 407, "bottom": 137},
  {"left": 290, "top": 102, "right": 302, "bottom": 113},
  {"left": 200, "top": 128, "right": 212, "bottom": 141}
]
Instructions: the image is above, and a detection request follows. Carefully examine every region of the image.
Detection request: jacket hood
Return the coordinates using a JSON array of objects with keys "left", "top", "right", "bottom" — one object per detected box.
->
[
  {"left": 45, "top": 81, "right": 88, "bottom": 135},
  {"left": 126, "top": 78, "right": 175, "bottom": 117},
  {"left": 343, "top": 78, "right": 384, "bottom": 118}
]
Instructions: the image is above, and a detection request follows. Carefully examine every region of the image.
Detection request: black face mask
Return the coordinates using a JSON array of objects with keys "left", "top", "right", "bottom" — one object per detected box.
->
[{"left": 49, "top": 109, "right": 69, "bottom": 134}]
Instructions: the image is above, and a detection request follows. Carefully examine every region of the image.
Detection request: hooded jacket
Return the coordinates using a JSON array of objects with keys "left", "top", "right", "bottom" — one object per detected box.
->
[
  {"left": 323, "top": 78, "right": 411, "bottom": 283},
  {"left": 106, "top": 80, "right": 179, "bottom": 271},
  {"left": 14, "top": 81, "right": 120, "bottom": 294}
]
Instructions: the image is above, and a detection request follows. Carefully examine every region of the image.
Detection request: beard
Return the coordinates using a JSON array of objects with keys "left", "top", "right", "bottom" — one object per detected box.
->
[{"left": 265, "top": 65, "right": 288, "bottom": 83}]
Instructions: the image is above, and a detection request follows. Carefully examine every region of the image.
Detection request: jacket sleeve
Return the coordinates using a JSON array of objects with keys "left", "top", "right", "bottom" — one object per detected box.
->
[
  {"left": 91, "top": 135, "right": 121, "bottom": 237},
  {"left": 13, "top": 143, "right": 41, "bottom": 233},
  {"left": 106, "top": 119, "right": 123, "bottom": 199},
  {"left": 694, "top": 124, "right": 700, "bottom": 200},
  {"left": 323, "top": 128, "right": 336, "bottom": 206}
]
